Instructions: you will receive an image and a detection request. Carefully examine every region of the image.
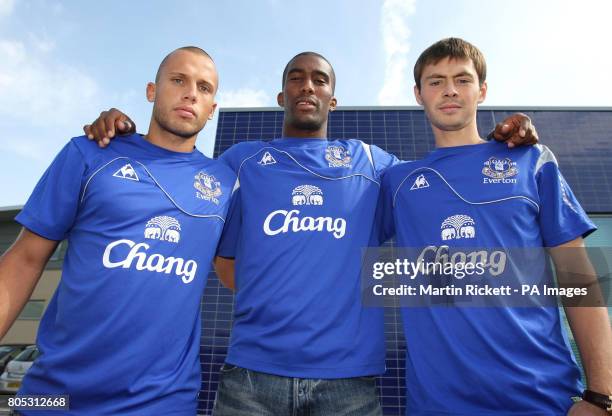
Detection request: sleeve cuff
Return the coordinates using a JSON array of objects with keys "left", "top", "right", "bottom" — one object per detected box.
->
[
  {"left": 544, "top": 223, "right": 597, "bottom": 247},
  {"left": 15, "top": 210, "right": 66, "bottom": 241}
]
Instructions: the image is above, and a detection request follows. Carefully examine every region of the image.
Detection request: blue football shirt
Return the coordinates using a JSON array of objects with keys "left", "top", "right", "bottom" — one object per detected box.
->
[
  {"left": 380, "top": 141, "right": 596, "bottom": 415},
  {"left": 217, "top": 138, "right": 398, "bottom": 378},
  {"left": 15, "top": 134, "right": 236, "bottom": 415}
]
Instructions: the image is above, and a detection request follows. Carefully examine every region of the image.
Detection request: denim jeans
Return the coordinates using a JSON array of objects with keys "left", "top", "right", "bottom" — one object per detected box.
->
[{"left": 212, "top": 364, "right": 382, "bottom": 416}]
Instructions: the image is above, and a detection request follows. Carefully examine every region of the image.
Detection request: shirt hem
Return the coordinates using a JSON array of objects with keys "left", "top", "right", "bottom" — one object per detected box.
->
[{"left": 226, "top": 353, "right": 385, "bottom": 379}]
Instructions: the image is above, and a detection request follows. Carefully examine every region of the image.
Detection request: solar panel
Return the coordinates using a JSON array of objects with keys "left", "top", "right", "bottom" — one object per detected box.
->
[{"left": 198, "top": 107, "right": 612, "bottom": 415}]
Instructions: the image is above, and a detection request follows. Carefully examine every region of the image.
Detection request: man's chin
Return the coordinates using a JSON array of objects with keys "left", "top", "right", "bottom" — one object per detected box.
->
[
  {"left": 165, "top": 122, "right": 204, "bottom": 139},
  {"left": 292, "top": 117, "right": 323, "bottom": 132},
  {"left": 166, "top": 128, "right": 202, "bottom": 140},
  {"left": 431, "top": 119, "right": 468, "bottom": 132}
]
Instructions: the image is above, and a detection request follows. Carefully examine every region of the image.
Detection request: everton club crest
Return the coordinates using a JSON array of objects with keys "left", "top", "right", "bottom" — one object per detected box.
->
[
  {"left": 194, "top": 172, "right": 222, "bottom": 204},
  {"left": 482, "top": 157, "right": 518, "bottom": 184},
  {"left": 325, "top": 145, "right": 352, "bottom": 168}
]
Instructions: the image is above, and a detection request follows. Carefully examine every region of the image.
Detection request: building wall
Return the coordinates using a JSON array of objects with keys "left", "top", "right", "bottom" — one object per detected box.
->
[{"left": 214, "top": 107, "right": 612, "bottom": 212}]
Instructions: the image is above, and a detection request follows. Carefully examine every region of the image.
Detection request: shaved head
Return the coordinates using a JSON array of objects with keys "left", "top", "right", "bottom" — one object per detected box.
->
[
  {"left": 155, "top": 46, "right": 216, "bottom": 86},
  {"left": 147, "top": 45, "right": 218, "bottom": 142}
]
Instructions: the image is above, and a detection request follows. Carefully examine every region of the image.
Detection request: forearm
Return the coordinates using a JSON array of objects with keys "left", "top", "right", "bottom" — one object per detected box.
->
[
  {"left": 550, "top": 238, "right": 612, "bottom": 393},
  {"left": 0, "top": 230, "right": 56, "bottom": 338},
  {"left": 214, "top": 256, "right": 235, "bottom": 291},
  {"left": 566, "top": 306, "right": 612, "bottom": 392}
]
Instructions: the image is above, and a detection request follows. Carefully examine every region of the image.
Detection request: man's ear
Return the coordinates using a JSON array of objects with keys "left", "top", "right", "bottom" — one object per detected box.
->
[
  {"left": 146, "top": 82, "right": 156, "bottom": 103},
  {"left": 414, "top": 85, "right": 423, "bottom": 106},
  {"left": 208, "top": 102, "right": 218, "bottom": 120},
  {"left": 277, "top": 91, "right": 284, "bottom": 108},
  {"left": 329, "top": 96, "right": 337, "bottom": 112},
  {"left": 478, "top": 81, "right": 488, "bottom": 104}
]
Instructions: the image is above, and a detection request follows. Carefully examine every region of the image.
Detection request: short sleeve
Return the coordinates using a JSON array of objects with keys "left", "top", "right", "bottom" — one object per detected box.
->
[
  {"left": 216, "top": 186, "right": 242, "bottom": 258},
  {"left": 536, "top": 146, "right": 596, "bottom": 247},
  {"left": 218, "top": 142, "right": 248, "bottom": 174},
  {"left": 15, "top": 140, "right": 87, "bottom": 241},
  {"left": 370, "top": 144, "right": 401, "bottom": 176},
  {"left": 372, "top": 170, "right": 397, "bottom": 245}
]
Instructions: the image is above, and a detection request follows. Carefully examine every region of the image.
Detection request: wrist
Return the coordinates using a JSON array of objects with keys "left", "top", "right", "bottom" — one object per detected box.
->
[{"left": 582, "top": 389, "right": 612, "bottom": 413}]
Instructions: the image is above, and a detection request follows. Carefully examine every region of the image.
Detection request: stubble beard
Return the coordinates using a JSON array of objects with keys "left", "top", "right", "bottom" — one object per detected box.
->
[
  {"left": 153, "top": 106, "right": 204, "bottom": 139},
  {"left": 427, "top": 106, "right": 471, "bottom": 132}
]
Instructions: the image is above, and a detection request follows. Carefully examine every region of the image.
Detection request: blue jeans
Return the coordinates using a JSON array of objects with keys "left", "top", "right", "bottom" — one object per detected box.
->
[{"left": 212, "top": 364, "right": 382, "bottom": 416}]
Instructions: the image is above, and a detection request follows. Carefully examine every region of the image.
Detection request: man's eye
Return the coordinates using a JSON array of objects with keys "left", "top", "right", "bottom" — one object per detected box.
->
[
  {"left": 173, "top": 78, "right": 183, "bottom": 85},
  {"left": 430, "top": 81, "right": 441, "bottom": 86},
  {"left": 458, "top": 78, "right": 471, "bottom": 84},
  {"left": 199, "top": 85, "right": 210, "bottom": 93},
  {"left": 315, "top": 79, "right": 327, "bottom": 85}
]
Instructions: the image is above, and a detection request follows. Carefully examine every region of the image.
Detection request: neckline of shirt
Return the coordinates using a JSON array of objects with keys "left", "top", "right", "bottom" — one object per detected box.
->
[
  {"left": 426, "top": 141, "right": 495, "bottom": 160},
  {"left": 122, "top": 133, "right": 205, "bottom": 160},
  {"left": 269, "top": 137, "right": 335, "bottom": 148}
]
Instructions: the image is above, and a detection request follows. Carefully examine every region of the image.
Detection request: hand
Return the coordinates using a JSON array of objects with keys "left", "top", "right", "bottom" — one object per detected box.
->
[
  {"left": 489, "top": 112, "right": 539, "bottom": 148},
  {"left": 568, "top": 400, "right": 609, "bottom": 415},
  {"left": 83, "top": 108, "right": 136, "bottom": 148}
]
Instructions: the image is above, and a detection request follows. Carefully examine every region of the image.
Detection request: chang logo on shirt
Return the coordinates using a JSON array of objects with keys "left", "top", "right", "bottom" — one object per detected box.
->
[
  {"left": 102, "top": 217, "right": 197, "bottom": 284},
  {"left": 482, "top": 157, "right": 518, "bottom": 184},
  {"left": 416, "top": 245, "right": 507, "bottom": 277},
  {"left": 194, "top": 171, "right": 222, "bottom": 204},
  {"left": 325, "top": 145, "right": 352, "bottom": 168},
  {"left": 262, "top": 185, "right": 346, "bottom": 239},
  {"left": 441, "top": 214, "right": 476, "bottom": 241}
]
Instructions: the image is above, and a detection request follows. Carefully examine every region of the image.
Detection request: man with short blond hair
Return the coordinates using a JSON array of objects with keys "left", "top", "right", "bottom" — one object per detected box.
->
[{"left": 0, "top": 47, "right": 236, "bottom": 415}]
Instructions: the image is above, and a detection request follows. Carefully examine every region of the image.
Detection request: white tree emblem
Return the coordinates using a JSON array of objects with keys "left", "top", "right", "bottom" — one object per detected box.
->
[
  {"left": 441, "top": 214, "right": 475, "bottom": 240},
  {"left": 144, "top": 216, "right": 182, "bottom": 243},
  {"left": 292, "top": 185, "right": 324, "bottom": 206}
]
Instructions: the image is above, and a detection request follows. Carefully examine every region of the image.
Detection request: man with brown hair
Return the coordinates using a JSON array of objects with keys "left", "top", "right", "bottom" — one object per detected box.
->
[{"left": 380, "top": 37, "right": 612, "bottom": 415}]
